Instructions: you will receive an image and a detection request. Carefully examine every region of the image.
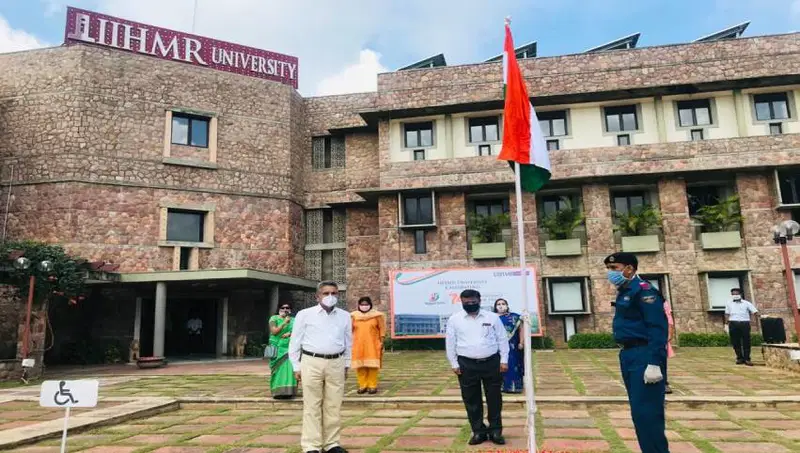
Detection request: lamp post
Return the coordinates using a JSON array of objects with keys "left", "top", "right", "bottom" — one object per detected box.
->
[
  {"left": 13, "top": 257, "right": 53, "bottom": 359},
  {"left": 773, "top": 219, "right": 800, "bottom": 340}
]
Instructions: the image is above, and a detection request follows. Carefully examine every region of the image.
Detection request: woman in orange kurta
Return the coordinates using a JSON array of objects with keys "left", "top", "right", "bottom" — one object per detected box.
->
[{"left": 351, "top": 296, "right": 386, "bottom": 394}]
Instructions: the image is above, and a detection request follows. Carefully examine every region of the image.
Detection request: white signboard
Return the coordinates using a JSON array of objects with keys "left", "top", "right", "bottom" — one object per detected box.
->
[
  {"left": 390, "top": 267, "right": 542, "bottom": 338},
  {"left": 40, "top": 380, "right": 99, "bottom": 408}
]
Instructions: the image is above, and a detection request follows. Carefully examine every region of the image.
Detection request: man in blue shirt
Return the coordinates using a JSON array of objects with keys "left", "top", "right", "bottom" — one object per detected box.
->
[{"left": 605, "top": 252, "right": 670, "bottom": 453}]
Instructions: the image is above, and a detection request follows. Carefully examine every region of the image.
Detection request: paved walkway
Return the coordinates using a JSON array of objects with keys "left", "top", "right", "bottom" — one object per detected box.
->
[{"left": 1, "top": 348, "right": 798, "bottom": 452}]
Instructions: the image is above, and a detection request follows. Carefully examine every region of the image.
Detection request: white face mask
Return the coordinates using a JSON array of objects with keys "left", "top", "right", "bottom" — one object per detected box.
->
[
  {"left": 732, "top": 295, "right": 742, "bottom": 302},
  {"left": 321, "top": 295, "right": 338, "bottom": 308}
]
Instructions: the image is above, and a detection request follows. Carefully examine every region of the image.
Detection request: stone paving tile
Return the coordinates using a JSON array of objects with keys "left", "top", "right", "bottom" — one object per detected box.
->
[
  {"left": 188, "top": 434, "right": 244, "bottom": 444},
  {"left": 624, "top": 440, "right": 702, "bottom": 453},
  {"left": 80, "top": 448, "right": 140, "bottom": 453},
  {"left": 541, "top": 439, "right": 611, "bottom": 451},
  {"left": 123, "top": 434, "right": 180, "bottom": 444},
  {"left": 391, "top": 435, "right": 453, "bottom": 448},
  {"left": 692, "top": 429, "right": 758, "bottom": 440},
  {"left": 711, "top": 442, "right": 791, "bottom": 453},
  {"left": 677, "top": 419, "right": 740, "bottom": 429},
  {"left": 545, "top": 427, "right": 604, "bottom": 438},
  {"left": 150, "top": 448, "right": 214, "bottom": 453}
]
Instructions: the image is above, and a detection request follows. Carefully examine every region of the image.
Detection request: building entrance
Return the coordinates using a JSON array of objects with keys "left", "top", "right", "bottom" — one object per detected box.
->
[{"left": 140, "top": 297, "right": 218, "bottom": 358}]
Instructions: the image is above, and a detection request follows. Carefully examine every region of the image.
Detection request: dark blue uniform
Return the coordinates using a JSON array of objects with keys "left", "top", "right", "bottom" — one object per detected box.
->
[{"left": 613, "top": 276, "right": 670, "bottom": 453}]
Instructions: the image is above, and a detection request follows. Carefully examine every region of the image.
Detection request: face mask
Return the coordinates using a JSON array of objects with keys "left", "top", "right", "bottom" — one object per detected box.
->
[
  {"left": 732, "top": 295, "right": 742, "bottom": 301},
  {"left": 358, "top": 304, "right": 370, "bottom": 312},
  {"left": 607, "top": 270, "right": 629, "bottom": 287},
  {"left": 496, "top": 305, "right": 508, "bottom": 314},
  {"left": 321, "top": 295, "right": 338, "bottom": 308},
  {"left": 463, "top": 303, "right": 480, "bottom": 314}
]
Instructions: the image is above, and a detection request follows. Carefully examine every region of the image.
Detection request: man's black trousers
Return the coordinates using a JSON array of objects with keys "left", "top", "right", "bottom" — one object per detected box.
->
[{"left": 457, "top": 353, "right": 503, "bottom": 436}]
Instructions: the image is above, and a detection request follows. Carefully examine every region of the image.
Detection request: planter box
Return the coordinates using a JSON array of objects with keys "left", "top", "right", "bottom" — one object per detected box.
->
[
  {"left": 137, "top": 357, "right": 167, "bottom": 369},
  {"left": 545, "top": 239, "right": 582, "bottom": 257},
  {"left": 701, "top": 231, "right": 742, "bottom": 250},
  {"left": 472, "top": 242, "right": 507, "bottom": 259},
  {"left": 621, "top": 235, "right": 660, "bottom": 253}
]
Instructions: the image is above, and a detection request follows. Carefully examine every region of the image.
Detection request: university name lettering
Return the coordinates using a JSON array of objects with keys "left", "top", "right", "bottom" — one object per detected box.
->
[{"left": 65, "top": 8, "right": 298, "bottom": 87}]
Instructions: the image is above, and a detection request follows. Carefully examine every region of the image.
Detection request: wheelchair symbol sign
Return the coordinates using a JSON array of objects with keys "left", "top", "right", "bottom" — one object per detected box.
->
[{"left": 40, "top": 380, "right": 98, "bottom": 408}]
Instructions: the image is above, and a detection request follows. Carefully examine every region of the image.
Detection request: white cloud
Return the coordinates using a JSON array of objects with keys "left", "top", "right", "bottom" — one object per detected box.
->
[
  {"left": 74, "top": 0, "right": 535, "bottom": 96},
  {"left": 0, "top": 15, "right": 49, "bottom": 54},
  {"left": 315, "top": 49, "right": 387, "bottom": 96}
]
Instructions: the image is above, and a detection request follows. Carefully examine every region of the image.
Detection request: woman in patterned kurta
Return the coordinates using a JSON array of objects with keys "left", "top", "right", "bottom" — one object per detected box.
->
[
  {"left": 351, "top": 297, "right": 387, "bottom": 394},
  {"left": 494, "top": 298, "right": 524, "bottom": 393}
]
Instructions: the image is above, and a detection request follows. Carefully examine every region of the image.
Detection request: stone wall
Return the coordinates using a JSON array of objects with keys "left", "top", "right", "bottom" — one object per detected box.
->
[{"left": 763, "top": 344, "right": 800, "bottom": 374}]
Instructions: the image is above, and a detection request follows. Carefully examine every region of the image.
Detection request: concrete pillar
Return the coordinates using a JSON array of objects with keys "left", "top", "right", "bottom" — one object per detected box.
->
[
  {"left": 216, "top": 297, "right": 228, "bottom": 356},
  {"left": 268, "top": 285, "right": 280, "bottom": 317},
  {"left": 732, "top": 89, "right": 747, "bottom": 137},
  {"left": 654, "top": 96, "right": 667, "bottom": 143},
  {"left": 153, "top": 282, "right": 167, "bottom": 358},
  {"left": 133, "top": 297, "right": 142, "bottom": 342}
]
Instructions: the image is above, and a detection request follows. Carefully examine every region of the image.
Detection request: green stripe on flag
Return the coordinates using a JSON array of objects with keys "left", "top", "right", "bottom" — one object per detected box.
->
[{"left": 516, "top": 163, "right": 551, "bottom": 193}]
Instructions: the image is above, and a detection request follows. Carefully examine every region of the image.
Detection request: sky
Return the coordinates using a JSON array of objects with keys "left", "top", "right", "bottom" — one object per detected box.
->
[{"left": 1, "top": 0, "right": 800, "bottom": 97}]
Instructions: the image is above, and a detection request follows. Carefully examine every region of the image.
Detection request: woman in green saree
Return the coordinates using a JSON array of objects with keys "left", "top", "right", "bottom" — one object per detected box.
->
[{"left": 268, "top": 303, "right": 298, "bottom": 399}]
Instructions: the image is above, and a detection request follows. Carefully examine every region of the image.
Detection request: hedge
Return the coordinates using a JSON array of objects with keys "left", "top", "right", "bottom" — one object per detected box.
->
[
  {"left": 678, "top": 333, "right": 763, "bottom": 347},
  {"left": 567, "top": 333, "right": 617, "bottom": 349},
  {"left": 383, "top": 336, "right": 555, "bottom": 351}
]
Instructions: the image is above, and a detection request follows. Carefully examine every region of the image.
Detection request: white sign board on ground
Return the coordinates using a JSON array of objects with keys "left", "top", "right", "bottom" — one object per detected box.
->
[
  {"left": 39, "top": 380, "right": 99, "bottom": 408},
  {"left": 390, "top": 267, "right": 542, "bottom": 338}
]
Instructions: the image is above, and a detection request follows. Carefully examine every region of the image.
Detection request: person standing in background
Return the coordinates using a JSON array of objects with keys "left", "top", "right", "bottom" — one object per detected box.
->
[
  {"left": 268, "top": 302, "right": 297, "bottom": 399},
  {"left": 493, "top": 298, "right": 524, "bottom": 394},
  {"left": 663, "top": 299, "right": 675, "bottom": 394},
  {"left": 724, "top": 288, "right": 759, "bottom": 366},
  {"left": 351, "top": 296, "right": 386, "bottom": 395}
]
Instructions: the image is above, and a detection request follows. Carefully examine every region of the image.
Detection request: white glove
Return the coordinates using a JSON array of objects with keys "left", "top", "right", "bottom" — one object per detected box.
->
[
  {"left": 643, "top": 364, "right": 663, "bottom": 384},
  {"left": 723, "top": 324, "right": 729, "bottom": 334}
]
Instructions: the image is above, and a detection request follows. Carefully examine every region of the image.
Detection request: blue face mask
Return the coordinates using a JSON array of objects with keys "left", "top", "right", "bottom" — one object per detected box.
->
[{"left": 607, "top": 270, "right": 629, "bottom": 287}]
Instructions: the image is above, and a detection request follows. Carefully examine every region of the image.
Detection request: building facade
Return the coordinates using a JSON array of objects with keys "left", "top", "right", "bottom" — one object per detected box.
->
[{"left": 2, "top": 30, "right": 800, "bottom": 366}]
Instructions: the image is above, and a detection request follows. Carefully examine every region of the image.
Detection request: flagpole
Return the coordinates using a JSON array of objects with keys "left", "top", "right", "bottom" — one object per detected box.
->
[{"left": 514, "top": 161, "right": 538, "bottom": 453}]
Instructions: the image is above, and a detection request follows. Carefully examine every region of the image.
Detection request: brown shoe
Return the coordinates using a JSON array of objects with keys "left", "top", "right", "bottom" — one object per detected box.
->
[{"left": 367, "top": 388, "right": 378, "bottom": 394}]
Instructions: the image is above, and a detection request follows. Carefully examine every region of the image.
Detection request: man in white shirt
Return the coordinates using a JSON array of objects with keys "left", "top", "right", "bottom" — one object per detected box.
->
[
  {"left": 445, "top": 289, "right": 510, "bottom": 446},
  {"left": 186, "top": 314, "right": 203, "bottom": 354},
  {"left": 289, "top": 281, "right": 352, "bottom": 453},
  {"left": 724, "top": 287, "right": 759, "bottom": 366}
]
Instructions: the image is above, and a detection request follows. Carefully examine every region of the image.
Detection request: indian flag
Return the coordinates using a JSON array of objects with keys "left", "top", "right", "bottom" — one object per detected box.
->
[{"left": 497, "top": 22, "right": 551, "bottom": 192}]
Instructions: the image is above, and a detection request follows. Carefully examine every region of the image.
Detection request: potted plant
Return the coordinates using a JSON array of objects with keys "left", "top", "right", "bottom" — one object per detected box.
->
[
  {"left": 470, "top": 213, "right": 510, "bottom": 259},
  {"left": 541, "top": 207, "right": 585, "bottom": 257},
  {"left": 694, "top": 195, "right": 743, "bottom": 250},
  {"left": 615, "top": 204, "right": 662, "bottom": 252}
]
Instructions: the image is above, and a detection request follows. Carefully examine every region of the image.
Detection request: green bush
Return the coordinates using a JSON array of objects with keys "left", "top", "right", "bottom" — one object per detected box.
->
[
  {"left": 567, "top": 333, "right": 617, "bottom": 349},
  {"left": 677, "top": 332, "right": 763, "bottom": 347},
  {"left": 245, "top": 332, "right": 267, "bottom": 357},
  {"left": 383, "top": 336, "right": 555, "bottom": 351}
]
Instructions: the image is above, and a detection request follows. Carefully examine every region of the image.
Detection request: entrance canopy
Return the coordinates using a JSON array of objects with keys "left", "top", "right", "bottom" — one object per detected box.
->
[{"left": 117, "top": 268, "right": 318, "bottom": 290}]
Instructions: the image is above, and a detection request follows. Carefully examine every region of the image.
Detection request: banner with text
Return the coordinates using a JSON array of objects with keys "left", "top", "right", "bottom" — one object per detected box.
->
[{"left": 390, "top": 267, "right": 542, "bottom": 339}]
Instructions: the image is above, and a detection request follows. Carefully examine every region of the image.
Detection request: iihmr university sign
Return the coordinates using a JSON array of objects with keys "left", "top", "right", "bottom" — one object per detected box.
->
[{"left": 64, "top": 7, "right": 299, "bottom": 89}]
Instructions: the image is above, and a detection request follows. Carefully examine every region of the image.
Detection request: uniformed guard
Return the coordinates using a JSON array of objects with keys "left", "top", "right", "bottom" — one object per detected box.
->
[{"left": 605, "top": 252, "right": 670, "bottom": 453}]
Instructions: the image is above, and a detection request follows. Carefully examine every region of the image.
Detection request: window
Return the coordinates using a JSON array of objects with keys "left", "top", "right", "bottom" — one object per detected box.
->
[
  {"left": 546, "top": 139, "right": 560, "bottom": 151},
  {"left": 322, "top": 210, "right": 334, "bottom": 243},
  {"left": 770, "top": 123, "right": 783, "bottom": 135},
  {"left": 794, "top": 271, "right": 800, "bottom": 308},
  {"left": 402, "top": 194, "right": 434, "bottom": 226},
  {"left": 540, "top": 194, "right": 577, "bottom": 217},
  {"left": 617, "top": 134, "right": 631, "bottom": 146},
  {"left": 687, "top": 186, "right": 721, "bottom": 216},
  {"left": 677, "top": 99, "right": 712, "bottom": 127},
  {"left": 706, "top": 274, "right": 745, "bottom": 310},
  {"left": 414, "top": 230, "right": 427, "bottom": 254},
  {"left": 538, "top": 111, "right": 568, "bottom": 137},
  {"left": 179, "top": 247, "right": 191, "bottom": 271},
  {"left": 171, "top": 113, "right": 209, "bottom": 148},
  {"left": 547, "top": 278, "right": 588, "bottom": 314},
  {"left": 478, "top": 144, "right": 492, "bottom": 156},
  {"left": 691, "top": 129, "right": 704, "bottom": 141},
  {"left": 612, "top": 191, "right": 647, "bottom": 216},
  {"left": 754, "top": 93, "right": 790, "bottom": 121},
  {"left": 639, "top": 274, "right": 667, "bottom": 298},
  {"left": 473, "top": 199, "right": 509, "bottom": 217},
  {"left": 312, "top": 136, "right": 345, "bottom": 170},
  {"left": 777, "top": 170, "right": 800, "bottom": 205},
  {"left": 166, "top": 209, "right": 205, "bottom": 243},
  {"left": 405, "top": 122, "right": 434, "bottom": 148},
  {"left": 469, "top": 117, "right": 499, "bottom": 143},
  {"left": 605, "top": 105, "right": 638, "bottom": 132},
  {"left": 413, "top": 150, "right": 426, "bottom": 161},
  {"left": 321, "top": 250, "right": 334, "bottom": 281}
]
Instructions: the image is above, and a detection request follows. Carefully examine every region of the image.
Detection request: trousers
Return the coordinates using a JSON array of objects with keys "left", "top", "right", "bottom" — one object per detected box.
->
[
  {"left": 729, "top": 321, "right": 752, "bottom": 362},
  {"left": 299, "top": 354, "right": 345, "bottom": 451},
  {"left": 620, "top": 346, "right": 670, "bottom": 453},
  {"left": 457, "top": 354, "right": 503, "bottom": 436},
  {"left": 356, "top": 367, "right": 379, "bottom": 389}
]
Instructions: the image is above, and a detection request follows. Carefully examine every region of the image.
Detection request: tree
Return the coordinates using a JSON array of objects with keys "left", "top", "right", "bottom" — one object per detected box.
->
[{"left": 0, "top": 241, "right": 89, "bottom": 306}]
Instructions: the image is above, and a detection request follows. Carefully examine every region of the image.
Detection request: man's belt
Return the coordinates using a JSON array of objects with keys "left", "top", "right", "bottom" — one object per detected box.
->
[
  {"left": 619, "top": 339, "right": 648, "bottom": 350},
  {"left": 458, "top": 353, "right": 499, "bottom": 363},
  {"left": 302, "top": 349, "right": 344, "bottom": 359}
]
